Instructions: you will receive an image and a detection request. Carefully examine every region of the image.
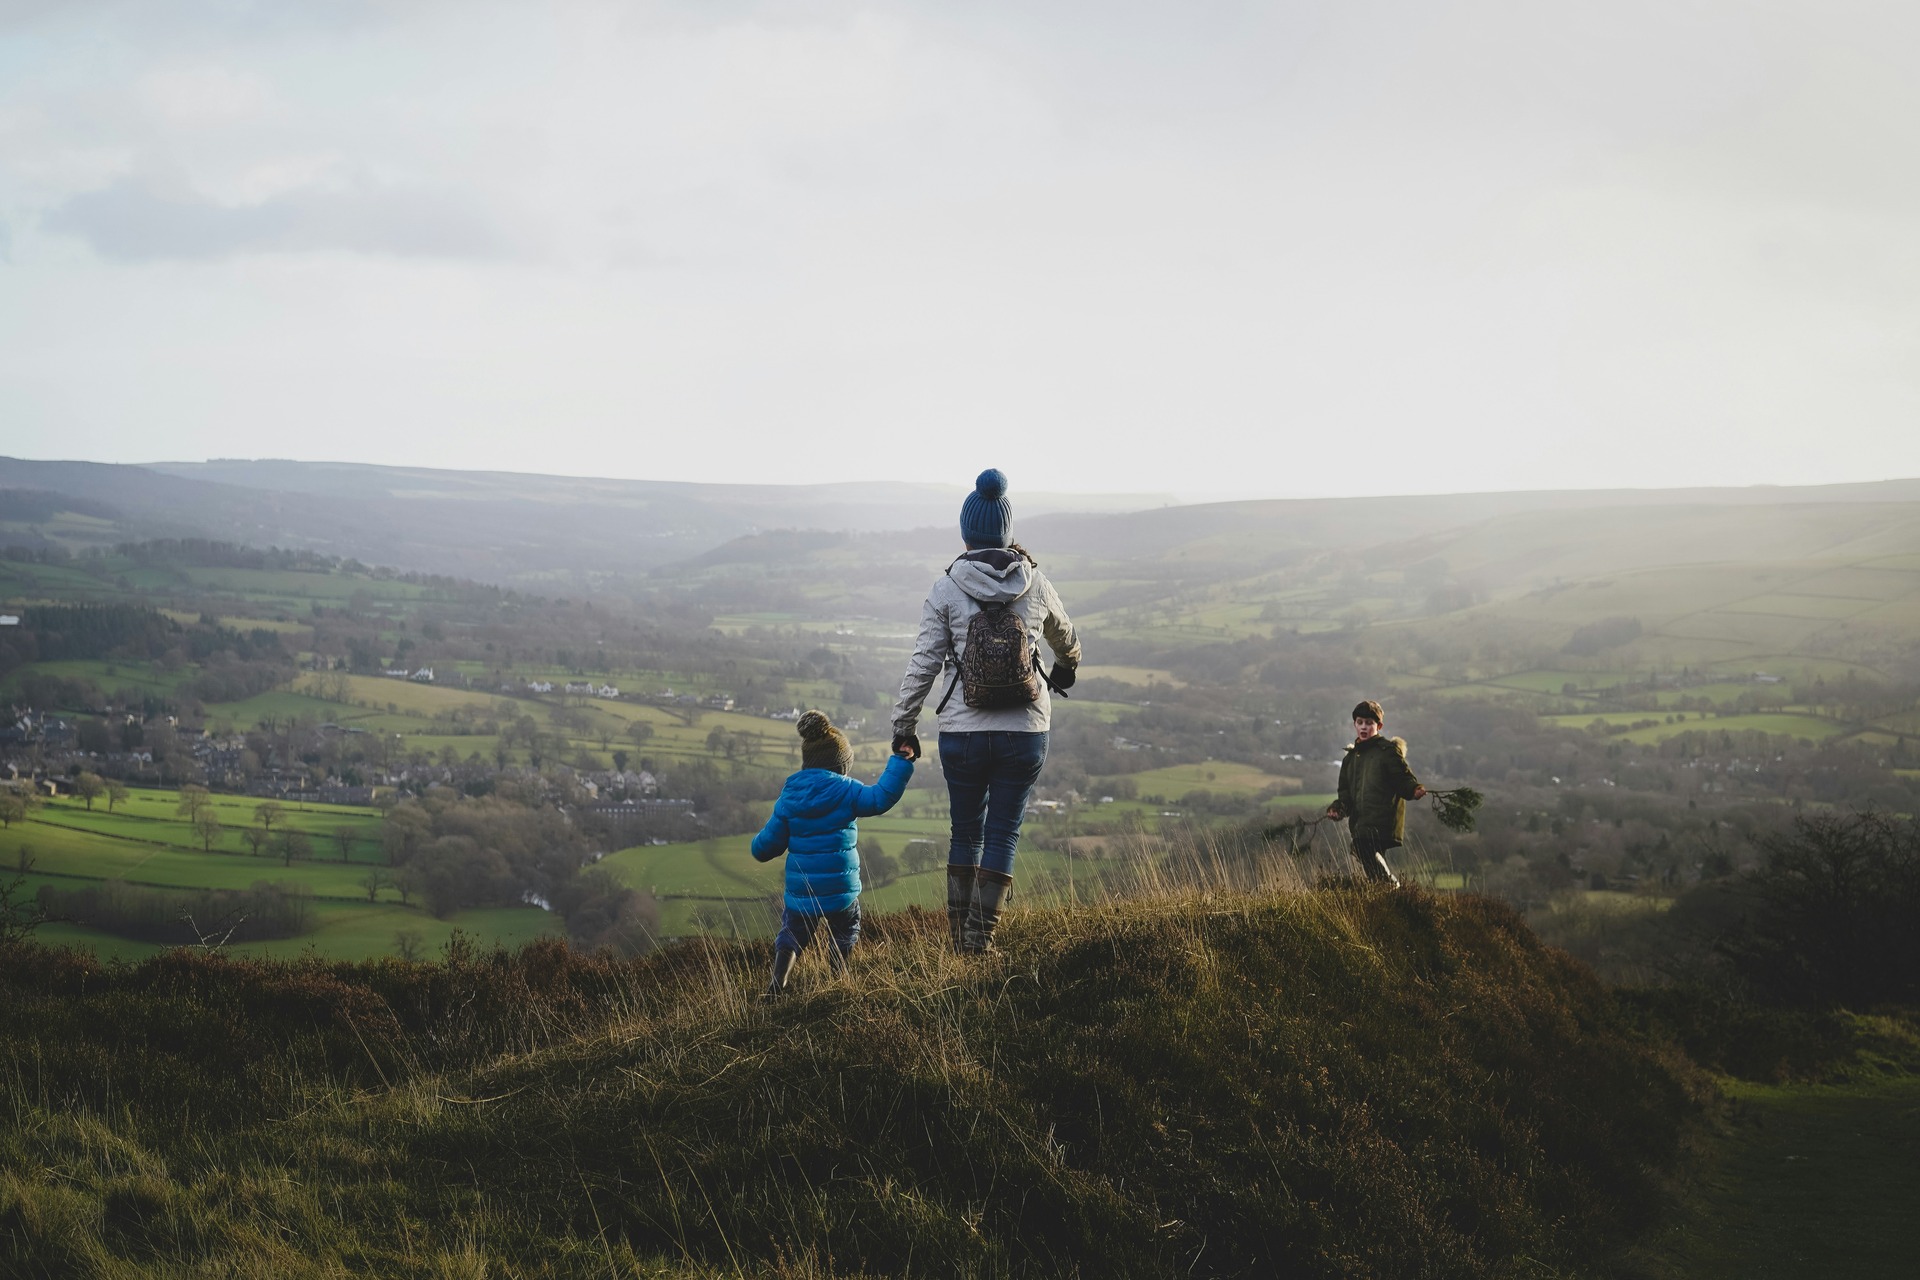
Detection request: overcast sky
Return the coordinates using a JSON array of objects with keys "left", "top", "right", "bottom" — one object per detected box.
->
[{"left": 2, "top": 0, "right": 1916, "bottom": 497}]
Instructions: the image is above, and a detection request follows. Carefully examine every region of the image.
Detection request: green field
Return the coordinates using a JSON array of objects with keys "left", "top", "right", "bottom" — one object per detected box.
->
[
  {"left": 1541, "top": 711, "right": 1849, "bottom": 744},
  {"left": 31, "top": 903, "right": 563, "bottom": 963},
  {"left": 1082, "top": 667, "right": 1182, "bottom": 687},
  {"left": 0, "top": 657, "right": 196, "bottom": 697},
  {"left": 4, "top": 787, "right": 565, "bottom": 959},
  {"left": 1118, "top": 761, "right": 1305, "bottom": 798},
  {"left": 182, "top": 566, "right": 431, "bottom": 604}
]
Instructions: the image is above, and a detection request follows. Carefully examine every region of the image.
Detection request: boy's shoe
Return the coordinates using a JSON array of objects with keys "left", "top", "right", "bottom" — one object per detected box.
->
[
  {"left": 962, "top": 870, "right": 1013, "bottom": 954},
  {"left": 946, "top": 865, "right": 977, "bottom": 954},
  {"left": 1355, "top": 849, "right": 1401, "bottom": 889},
  {"left": 765, "top": 945, "right": 798, "bottom": 996}
]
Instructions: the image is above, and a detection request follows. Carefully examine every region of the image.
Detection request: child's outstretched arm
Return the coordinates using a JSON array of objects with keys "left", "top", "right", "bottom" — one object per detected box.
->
[
  {"left": 1392, "top": 742, "right": 1424, "bottom": 800},
  {"left": 750, "top": 808, "right": 791, "bottom": 861},
  {"left": 849, "top": 754, "right": 914, "bottom": 818}
]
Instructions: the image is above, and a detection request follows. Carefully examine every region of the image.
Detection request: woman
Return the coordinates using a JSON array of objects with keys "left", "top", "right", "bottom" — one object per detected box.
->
[{"left": 892, "top": 469, "right": 1081, "bottom": 953}]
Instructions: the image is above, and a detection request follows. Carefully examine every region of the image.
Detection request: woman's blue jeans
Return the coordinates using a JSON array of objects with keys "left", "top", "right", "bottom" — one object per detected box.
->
[{"left": 939, "top": 730, "right": 1049, "bottom": 879}]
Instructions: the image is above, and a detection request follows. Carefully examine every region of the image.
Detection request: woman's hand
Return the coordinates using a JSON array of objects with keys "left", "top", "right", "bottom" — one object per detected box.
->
[{"left": 892, "top": 732, "right": 922, "bottom": 761}]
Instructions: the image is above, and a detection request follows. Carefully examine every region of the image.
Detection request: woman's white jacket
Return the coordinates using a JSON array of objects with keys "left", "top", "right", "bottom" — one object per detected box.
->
[{"left": 891, "top": 550, "right": 1081, "bottom": 737}]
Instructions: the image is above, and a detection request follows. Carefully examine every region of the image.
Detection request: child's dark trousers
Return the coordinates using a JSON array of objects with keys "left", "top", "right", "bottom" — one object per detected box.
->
[{"left": 775, "top": 903, "right": 862, "bottom": 959}]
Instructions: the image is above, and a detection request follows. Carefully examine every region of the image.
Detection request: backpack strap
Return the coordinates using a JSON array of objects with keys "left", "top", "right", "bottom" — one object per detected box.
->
[
  {"left": 934, "top": 662, "right": 964, "bottom": 715},
  {"left": 935, "top": 558, "right": 974, "bottom": 715}
]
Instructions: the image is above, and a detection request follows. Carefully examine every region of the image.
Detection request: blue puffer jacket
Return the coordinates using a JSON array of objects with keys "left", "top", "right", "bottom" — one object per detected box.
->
[{"left": 751, "top": 756, "right": 913, "bottom": 914}]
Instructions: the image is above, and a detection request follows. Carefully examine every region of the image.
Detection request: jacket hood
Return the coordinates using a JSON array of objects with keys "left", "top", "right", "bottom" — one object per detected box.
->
[
  {"left": 1345, "top": 735, "right": 1407, "bottom": 756},
  {"left": 781, "top": 769, "right": 854, "bottom": 819},
  {"left": 947, "top": 552, "right": 1034, "bottom": 605}
]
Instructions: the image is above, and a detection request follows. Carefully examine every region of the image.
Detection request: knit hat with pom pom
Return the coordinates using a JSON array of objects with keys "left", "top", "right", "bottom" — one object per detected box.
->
[
  {"left": 959, "top": 468, "right": 1012, "bottom": 548},
  {"left": 797, "top": 709, "right": 853, "bottom": 774}
]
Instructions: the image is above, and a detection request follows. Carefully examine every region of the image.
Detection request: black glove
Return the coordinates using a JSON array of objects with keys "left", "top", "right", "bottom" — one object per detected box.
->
[
  {"left": 891, "top": 732, "right": 922, "bottom": 761},
  {"left": 1047, "top": 661, "right": 1077, "bottom": 693}
]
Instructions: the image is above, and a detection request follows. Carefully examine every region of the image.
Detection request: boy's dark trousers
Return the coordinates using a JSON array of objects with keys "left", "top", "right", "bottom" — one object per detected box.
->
[
  {"left": 768, "top": 903, "right": 862, "bottom": 992},
  {"left": 1351, "top": 835, "right": 1401, "bottom": 888}
]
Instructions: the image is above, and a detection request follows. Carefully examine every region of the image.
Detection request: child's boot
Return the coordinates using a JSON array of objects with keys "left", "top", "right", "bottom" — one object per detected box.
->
[
  {"left": 765, "top": 946, "right": 798, "bottom": 997},
  {"left": 962, "top": 869, "right": 1014, "bottom": 954},
  {"left": 945, "top": 864, "right": 976, "bottom": 953},
  {"left": 1355, "top": 849, "right": 1400, "bottom": 889}
]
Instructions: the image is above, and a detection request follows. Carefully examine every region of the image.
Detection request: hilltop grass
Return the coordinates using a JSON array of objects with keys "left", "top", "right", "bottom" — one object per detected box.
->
[{"left": 0, "top": 879, "right": 1704, "bottom": 1278}]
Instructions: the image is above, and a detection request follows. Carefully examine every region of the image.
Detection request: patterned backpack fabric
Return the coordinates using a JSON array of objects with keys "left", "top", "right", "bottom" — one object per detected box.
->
[{"left": 940, "top": 600, "right": 1043, "bottom": 712}]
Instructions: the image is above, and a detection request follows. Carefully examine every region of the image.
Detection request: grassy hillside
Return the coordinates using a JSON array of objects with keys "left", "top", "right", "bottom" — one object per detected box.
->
[{"left": 0, "top": 884, "right": 1701, "bottom": 1278}]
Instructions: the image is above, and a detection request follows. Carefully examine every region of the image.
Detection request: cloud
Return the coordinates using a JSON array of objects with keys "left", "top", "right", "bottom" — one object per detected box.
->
[
  {"left": 4, "top": 1, "right": 1920, "bottom": 493},
  {"left": 42, "top": 175, "right": 525, "bottom": 261}
]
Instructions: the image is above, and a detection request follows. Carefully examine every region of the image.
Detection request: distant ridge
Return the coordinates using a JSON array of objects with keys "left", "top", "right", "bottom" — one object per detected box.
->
[{"left": 6, "top": 455, "right": 1920, "bottom": 594}]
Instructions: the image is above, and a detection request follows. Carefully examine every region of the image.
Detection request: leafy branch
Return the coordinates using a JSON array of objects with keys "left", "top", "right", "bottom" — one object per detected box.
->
[{"left": 1426, "top": 787, "right": 1484, "bottom": 833}]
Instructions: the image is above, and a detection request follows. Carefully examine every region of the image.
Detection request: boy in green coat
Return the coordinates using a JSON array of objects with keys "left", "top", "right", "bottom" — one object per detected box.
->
[{"left": 1326, "top": 699, "right": 1425, "bottom": 887}]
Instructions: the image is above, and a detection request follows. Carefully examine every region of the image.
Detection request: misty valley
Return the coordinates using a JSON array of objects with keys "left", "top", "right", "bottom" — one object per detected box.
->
[{"left": 3, "top": 460, "right": 1917, "bottom": 1278}]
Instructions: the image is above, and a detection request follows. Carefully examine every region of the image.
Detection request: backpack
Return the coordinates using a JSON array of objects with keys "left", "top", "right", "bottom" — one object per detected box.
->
[{"left": 936, "top": 598, "right": 1045, "bottom": 714}]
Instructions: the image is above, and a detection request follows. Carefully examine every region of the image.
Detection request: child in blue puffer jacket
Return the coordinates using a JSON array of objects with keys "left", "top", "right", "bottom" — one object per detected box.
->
[{"left": 751, "top": 709, "right": 914, "bottom": 995}]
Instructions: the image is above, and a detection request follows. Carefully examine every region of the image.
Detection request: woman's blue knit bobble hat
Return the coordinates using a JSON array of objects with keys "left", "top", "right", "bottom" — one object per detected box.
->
[{"left": 959, "top": 468, "right": 1012, "bottom": 548}]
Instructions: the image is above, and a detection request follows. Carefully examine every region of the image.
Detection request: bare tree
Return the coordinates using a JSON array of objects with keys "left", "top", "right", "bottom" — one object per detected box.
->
[
  {"left": 104, "top": 779, "right": 129, "bottom": 812},
  {"left": 359, "top": 867, "right": 392, "bottom": 902},
  {"left": 241, "top": 827, "right": 270, "bottom": 857},
  {"left": 192, "top": 808, "right": 224, "bottom": 851},
  {"left": 381, "top": 804, "right": 430, "bottom": 866},
  {"left": 276, "top": 830, "right": 313, "bottom": 867},
  {"left": 331, "top": 827, "right": 356, "bottom": 863},
  {"left": 73, "top": 772, "right": 105, "bottom": 811},
  {"left": 176, "top": 784, "right": 213, "bottom": 822},
  {"left": 0, "top": 790, "right": 34, "bottom": 829},
  {"left": 253, "top": 801, "right": 287, "bottom": 837}
]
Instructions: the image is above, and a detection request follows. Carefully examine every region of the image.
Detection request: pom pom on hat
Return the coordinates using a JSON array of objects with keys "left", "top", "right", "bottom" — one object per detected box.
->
[
  {"left": 797, "top": 709, "right": 853, "bottom": 774},
  {"left": 960, "top": 467, "right": 1013, "bottom": 548}
]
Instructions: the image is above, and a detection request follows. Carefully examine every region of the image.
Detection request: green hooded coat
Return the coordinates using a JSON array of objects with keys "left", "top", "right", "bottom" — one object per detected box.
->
[{"left": 1334, "top": 735, "right": 1422, "bottom": 848}]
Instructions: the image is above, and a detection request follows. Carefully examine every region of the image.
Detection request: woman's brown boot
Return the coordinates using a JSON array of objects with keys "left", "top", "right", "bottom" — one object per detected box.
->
[
  {"left": 946, "top": 864, "right": 976, "bottom": 953},
  {"left": 963, "top": 869, "right": 1014, "bottom": 954}
]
